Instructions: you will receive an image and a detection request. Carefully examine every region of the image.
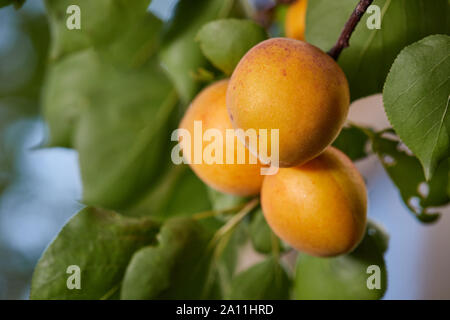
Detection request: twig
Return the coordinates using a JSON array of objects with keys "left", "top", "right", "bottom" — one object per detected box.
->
[
  {"left": 192, "top": 203, "right": 247, "bottom": 220},
  {"left": 208, "top": 198, "right": 259, "bottom": 250},
  {"left": 328, "top": 0, "right": 374, "bottom": 61}
]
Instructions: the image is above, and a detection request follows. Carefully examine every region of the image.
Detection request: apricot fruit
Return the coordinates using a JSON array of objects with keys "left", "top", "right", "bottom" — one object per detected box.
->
[
  {"left": 261, "top": 147, "right": 367, "bottom": 257},
  {"left": 227, "top": 38, "right": 350, "bottom": 167},
  {"left": 285, "top": 0, "right": 308, "bottom": 41},
  {"left": 179, "top": 80, "right": 265, "bottom": 196}
]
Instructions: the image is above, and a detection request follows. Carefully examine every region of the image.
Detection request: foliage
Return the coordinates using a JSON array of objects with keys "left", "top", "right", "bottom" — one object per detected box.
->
[
  {"left": 197, "top": 19, "right": 268, "bottom": 75},
  {"left": 228, "top": 257, "right": 291, "bottom": 300},
  {"left": 249, "top": 208, "right": 285, "bottom": 254},
  {"left": 0, "top": 0, "right": 25, "bottom": 9},
  {"left": 294, "top": 221, "right": 388, "bottom": 300},
  {"left": 371, "top": 131, "right": 449, "bottom": 223},
  {"left": 30, "top": 207, "right": 161, "bottom": 299},
  {"left": 121, "top": 218, "right": 217, "bottom": 299},
  {"left": 305, "top": 0, "right": 449, "bottom": 101},
  {"left": 383, "top": 35, "right": 450, "bottom": 180},
  {"left": 0, "top": 0, "right": 447, "bottom": 300},
  {"left": 160, "top": 0, "right": 245, "bottom": 103},
  {"left": 0, "top": 6, "right": 50, "bottom": 299},
  {"left": 333, "top": 126, "right": 369, "bottom": 161}
]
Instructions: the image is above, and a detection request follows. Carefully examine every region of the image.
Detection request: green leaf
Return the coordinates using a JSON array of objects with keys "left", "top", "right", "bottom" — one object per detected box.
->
[
  {"left": 0, "top": 11, "right": 50, "bottom": 101},
  {"left": 121, "top": 218, "right": 217, "bottom": 299},
  {"left": 159, "top": 0, "right": 243, "bottom": 104},
  {"left": 215, "top": 221, "right": 248, "bottom": 295},
  {"left": 125, "top": 184, "right": 250, "bottom": 298},
  {"left": 366, "top": 220, "right": 389, "bottom": 255},
  {"left": 75, "top": 58, "right": 178, "bottom": 210},
  {"left": 42, "top": 49, "right": 101, "bottom": 147},
  {"left": 0, "top": 0, "right": 25, "bottom": 9},
  {"left": 227, "top": 257, "right": 291, "bottom": 299},
  {"left": 127, "top": 165, "right": 212, "bottom": 219},
  {"left": 294, "top": 220, "right": 388, "bottom": 300},
  {"left": 44, "top": 0, "right": 152, "bottom": 61},
  {"left": 333, "top": 125, "right": 370, "bottom": 161},
  {"left": 196, "top": 19, "right": 268, "bottom": 75},
  {"left": 44, "top": 55, "right": 179, "bottom": 210},
  {"left": 249, "top": 208, "right": 283, "bottom": 254},
  {"left": 30, "top": 207, "right": 160, "bottom": 300},
  {"left": 97, "top": 12, "right": 163, "bottom": 68},
  {"left": 306, "top": 0, "right": 449, "bottom": 101},
  {"left": 43, "top": 2, "right": 164, "bottom": 147},
  {"left": 43, "top": 1, "right": 177, "bottom": 209},
  {"left": 207, "top": 187, "right": 248, "bottom": 211},
  {"left": 371, "top": 131, "right": 449, "bottom": 223},
  {"left": 383, "top": 35, "right": 450, "bottom": 179}
]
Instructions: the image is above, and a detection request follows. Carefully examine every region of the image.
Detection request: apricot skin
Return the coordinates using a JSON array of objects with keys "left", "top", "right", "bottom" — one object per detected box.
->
[
  {"left": 179, "top": 80, "right": 265, "bottom": 196},
  {"left": 285, "top": 0, "right": 308, "bottom": 41},
  {"left": 227, "top": 38, "right": 350, "bottom": 167},
  {"left": 261, "top": 147, "right": 367, "bottom": 257}
]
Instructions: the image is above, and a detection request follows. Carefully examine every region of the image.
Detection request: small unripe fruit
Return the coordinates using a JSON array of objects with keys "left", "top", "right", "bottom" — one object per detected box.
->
[
  {"left": 261, "top": 147, "right": 367, "bottom": 257},
  {"left": 179, "top": 80, "right": 265, "bottom": 196},
  {"left": 285, "top": 0, "right": 308, "bottom": 40},
  {"left": 227, "top": 38, "right": 350, "bottom": 167}
]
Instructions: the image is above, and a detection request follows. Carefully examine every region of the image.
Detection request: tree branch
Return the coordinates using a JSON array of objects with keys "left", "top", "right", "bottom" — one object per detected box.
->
[{"left": 328, "top": 0, "right": 374, "bottom": 61}]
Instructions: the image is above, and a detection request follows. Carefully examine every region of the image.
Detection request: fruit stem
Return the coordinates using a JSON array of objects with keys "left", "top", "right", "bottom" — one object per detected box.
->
[
  {"left": 192, "top": 203, "right": 247, "bottom": 220},
  {"left": 208, "top": 198, "right": 259, "bottom": 249},
  {"left": 328, "top": 0, "right": 374, "bottom": 61}
]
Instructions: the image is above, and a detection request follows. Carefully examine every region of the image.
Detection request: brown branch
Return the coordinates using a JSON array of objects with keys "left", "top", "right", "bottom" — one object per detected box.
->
[{"left": 328, "top": 0, "right": 374, "bottom": 61}]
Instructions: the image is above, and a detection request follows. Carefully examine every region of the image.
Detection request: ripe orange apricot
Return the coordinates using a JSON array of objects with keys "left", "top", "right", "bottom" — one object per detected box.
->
[
  {"left": 285, "top": 0, "right": 308, "bottom": 40},
  {"left": 227, "top": 38, "right": 350, "bottom": 168},
  {"left": 179, "top": 80, "right": 265, "bottom": 196},
  {"left": 261, "top": 147, "right": 367, "bottom": 257}
]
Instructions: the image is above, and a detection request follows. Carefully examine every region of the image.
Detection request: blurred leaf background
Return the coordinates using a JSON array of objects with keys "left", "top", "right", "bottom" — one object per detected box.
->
[
  {"left": 0, "top": 0, "right": 176, "bottom": 299},
  {"left": 1, "top": 0, "right": 450, "bottom": 299}
]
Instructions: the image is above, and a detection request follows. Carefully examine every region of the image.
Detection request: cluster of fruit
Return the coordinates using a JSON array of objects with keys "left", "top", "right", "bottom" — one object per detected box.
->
[{"left": 179, "top": 0, "right": 367, "bottom": 258}]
